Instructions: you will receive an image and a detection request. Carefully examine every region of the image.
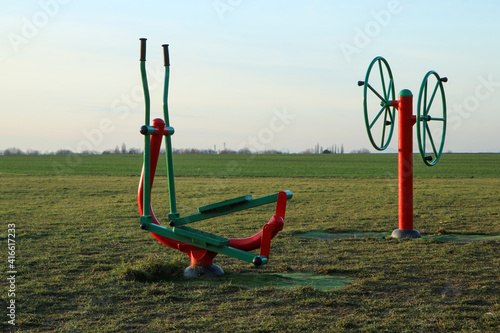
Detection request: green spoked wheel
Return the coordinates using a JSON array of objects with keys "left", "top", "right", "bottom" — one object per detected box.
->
[
  {"left": 358, "top": 56, "right": 396, "bottom": 151},
  {"left": 416, "top": 71, "right": 447, "bottom": 166}
]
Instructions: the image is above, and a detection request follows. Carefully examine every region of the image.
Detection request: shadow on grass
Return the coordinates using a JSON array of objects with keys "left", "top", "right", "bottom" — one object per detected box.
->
[{"left": 122, "top": 256, "right": 186, "bottom": 282}]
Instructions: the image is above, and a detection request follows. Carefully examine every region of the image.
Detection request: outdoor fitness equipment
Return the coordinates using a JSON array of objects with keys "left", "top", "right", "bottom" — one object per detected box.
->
[
  {"left": 358, "top": 56, "right": 447, "bottom": 238},
  {"left": 137, "top": 38, "right": 293, "bottom": 277}
]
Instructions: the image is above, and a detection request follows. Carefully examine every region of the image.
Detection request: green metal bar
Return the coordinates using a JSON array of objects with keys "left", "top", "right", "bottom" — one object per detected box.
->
[
  {"left": 379, "top": 59, "right": 388, "bottom": 101},
  {"left": 388, "top": 104, "right": 395, "bottom": 123},
  {"left": 381, "top": 108, "right": 388, "bottom": 147},
  {"left": 162, "top": 45, "right": 180, "bottom": 220},
  {"left": 171, "top": 191, "right": 293, "bottom": 226},
  {"left": 381, "top": 78, "right": 394, "bottom": 147},
  {"left": 387, "top": 78, "right": 393, "bottom": 100},
  {"left": 198, "top": 195, "right": 252, "bottom": 212},
  {"left": 422, "top": 117, "right": 426, "bottom": 155},
  {"left": 365, "top": 82, "right": 386, "bottom": 102},
  {"left": 425, "top": 80, "right": 441, "bottom": 116},
  {"left": 369, "top": 105, "right": 387, "bottom": 129},
  {"left": 173, "top": 225, "right": 230, "bottom": 247},
  {"left": 140, "top": 39, "right": 151, "bottom": 217},
  {"left": 422, "top": 80, "right": 429, "bottom": 155},
  {"left": 425, "top": 123, "right": 438, "bottom": 156},
  {"left": 423, "top": 80, "right": 428, "bottom": 116},
  {"left": 143, "top": 223, "right": 265, "bottom": 264}
]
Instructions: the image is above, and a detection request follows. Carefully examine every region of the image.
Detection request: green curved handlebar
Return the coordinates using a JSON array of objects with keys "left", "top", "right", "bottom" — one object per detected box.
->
[
  {"left": 140, "top": 38, "right": 151, "bottom": 215},
  {"left": 416, "top": 71, "right": 447, "bottom": 166},
  {"left": 162, "top": 45, "right": 180, "bottom": 220}
]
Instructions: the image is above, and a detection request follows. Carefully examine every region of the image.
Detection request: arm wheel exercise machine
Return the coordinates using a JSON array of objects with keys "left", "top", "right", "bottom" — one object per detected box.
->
[
  {"left": 358, "top": 56, "right": 447, "bottom": 238},
  {"left": 137, "top": 38, "right": 292, "bottom": 278}
]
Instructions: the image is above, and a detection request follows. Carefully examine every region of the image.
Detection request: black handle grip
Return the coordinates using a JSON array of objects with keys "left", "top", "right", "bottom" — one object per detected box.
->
[
  {"left": 162, "top": 44, "right": 170, "bottom": 66},
  {"left": 140, "top": 38, "right": 147, "bottom": 61}
]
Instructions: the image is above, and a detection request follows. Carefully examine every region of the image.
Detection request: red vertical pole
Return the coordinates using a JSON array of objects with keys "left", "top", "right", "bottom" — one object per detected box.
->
[
  {"left": 259, "top": 224, "right": 273, "bottom": 259},
  {"left": 275, "top": 191, "right": 288, "bottom": 219},
  {"left": 392, "top": 89, "right": 421, "bottom": 238}
]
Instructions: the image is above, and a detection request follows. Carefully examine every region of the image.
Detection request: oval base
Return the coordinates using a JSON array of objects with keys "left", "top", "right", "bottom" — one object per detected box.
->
[
  {"left": 183, "top": 265, "right": 224, "bottom": 279},
  {"left": 391, "top": 229, "right": 421, "bottom": 239}
]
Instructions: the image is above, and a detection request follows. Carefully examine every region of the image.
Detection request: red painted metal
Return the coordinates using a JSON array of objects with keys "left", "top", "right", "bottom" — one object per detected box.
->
[
  {"left": 275, "top": 190, "right": 288, "bottom": 219},
  {"left": 391, "top": 90, "right": 420, "bottom": 237},
  {"left": 228, "top": 190, "right": 287, "bottom": 251},
  {"left": 397, "top": 92, "right": 414, "bottom": 231},
  {"left": 228, "top": 215, "right": 284, "bottom": 251},
  {"left": 259, "top": 224, "right": 272, "bottom": 259}
]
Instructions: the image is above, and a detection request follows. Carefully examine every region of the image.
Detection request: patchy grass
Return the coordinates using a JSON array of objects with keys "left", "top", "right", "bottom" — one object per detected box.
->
[{"left": 0, "top": 154, "right": 499, "bottom": 332}]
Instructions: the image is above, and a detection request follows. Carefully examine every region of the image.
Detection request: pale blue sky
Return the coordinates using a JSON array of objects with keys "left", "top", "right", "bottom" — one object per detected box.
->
[{"left": 1, "top": 0, "right": 499, "bottom": 153}]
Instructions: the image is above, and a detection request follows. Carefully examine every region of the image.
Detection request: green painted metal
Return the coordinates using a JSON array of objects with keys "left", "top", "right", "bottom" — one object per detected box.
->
[
  {"left": 162, "top": 54, "right": 180, "bottom": 220},
  {"left": 416, "top": 71, "right": 447, "bottom": 166},
  {"left": 198, "top": 195, "right": 252, "bottom": 213},
  {"left": 361, "top": 56, "right": 396, "bottom": 151},
  {"left": 173, "top": 225, "right": 230, "bottom": 247},
  {"left": 140, "top": 42, "right": 152, "bottom": 220},
  {"left": 170, "top": 191, "right": 293, "bottom": 226},
  {"left": 399, "top": 89, "right": 413, "bottom": 97},
  {"left": 143, "top": 222, "right": 267, "bottom": 264}
]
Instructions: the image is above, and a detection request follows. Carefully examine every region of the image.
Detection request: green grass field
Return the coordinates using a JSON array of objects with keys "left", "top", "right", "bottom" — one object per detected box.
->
[
  {"left": 1, "top": 154, "right": 499, "bottom": 332},
  {"left": 1, "top": 153, "right": 499, "bottom": 178}
]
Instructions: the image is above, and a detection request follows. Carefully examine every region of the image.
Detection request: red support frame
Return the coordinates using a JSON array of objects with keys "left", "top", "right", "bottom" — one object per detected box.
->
[{"left": 391, "top": 90, "right": 421, "bottom": 238}]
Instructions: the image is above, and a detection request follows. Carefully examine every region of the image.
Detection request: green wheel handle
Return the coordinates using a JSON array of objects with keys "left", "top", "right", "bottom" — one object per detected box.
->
[
  {"left": 358, "top": 56, "right": 396, "bottom": 151},
  {"left": 416, "top": 71, "right": 447, "bottom": 166}
]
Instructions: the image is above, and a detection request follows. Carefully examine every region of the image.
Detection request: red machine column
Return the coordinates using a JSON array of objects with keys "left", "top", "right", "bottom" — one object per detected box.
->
[{"left": 392, "top": 89, "right": 421, "bottom": 238}]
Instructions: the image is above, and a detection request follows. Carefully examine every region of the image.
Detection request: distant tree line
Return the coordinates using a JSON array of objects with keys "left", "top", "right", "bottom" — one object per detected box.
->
[
  {"left": 101, "top": 144, "right": 141, "bottom": 155},
  {"left": 350, "top": 148, "right": 371, "bottom": 154},
  {"left": 0, "top": 144, "right": 142, "bottom": 156},
  {"left": 0, "top": 143, "right": 374, "bottom": 155},
  {"left": 302, "top": 143, "right": 346, "bottom": 154}
]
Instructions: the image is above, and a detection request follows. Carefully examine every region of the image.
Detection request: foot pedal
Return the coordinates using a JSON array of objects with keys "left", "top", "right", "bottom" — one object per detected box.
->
[
  {"left": 173, "top": 225, "right": 230, "bottom": 247},
  {"left": 198, "top": 195, "right": 253, "bottom": 213}
]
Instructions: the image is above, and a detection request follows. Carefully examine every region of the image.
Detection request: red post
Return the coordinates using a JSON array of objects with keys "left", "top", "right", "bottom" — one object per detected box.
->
[{"left": 392, "top": 89, "right": 421, "bottom": 238}]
